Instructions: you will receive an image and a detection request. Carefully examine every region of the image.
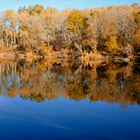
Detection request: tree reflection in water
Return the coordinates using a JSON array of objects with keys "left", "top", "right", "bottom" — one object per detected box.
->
[{"left": 0, "top": 59, "right": 140, "bottom": 105}]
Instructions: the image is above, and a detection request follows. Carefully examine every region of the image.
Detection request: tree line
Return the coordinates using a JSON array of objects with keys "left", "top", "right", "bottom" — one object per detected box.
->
[{"left": 0, "top": 3, "right": 140, "bottom": 58}]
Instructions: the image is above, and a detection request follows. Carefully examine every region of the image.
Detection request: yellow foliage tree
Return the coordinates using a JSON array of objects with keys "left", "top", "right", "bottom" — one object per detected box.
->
[
  {"left": 66, "top": 10, "right": 86, "bottom": 34},
  {"left": 134, "top": 29, "right": 140, "bottom": 45},
  {"left": 105, "top": 36, "right": 118, "bottom": 53}
]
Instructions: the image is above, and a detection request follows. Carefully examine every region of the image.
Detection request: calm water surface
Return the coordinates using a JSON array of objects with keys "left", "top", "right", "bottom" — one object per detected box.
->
[{"left": 0, "top": 59, "right": 140, "bottom": 140}]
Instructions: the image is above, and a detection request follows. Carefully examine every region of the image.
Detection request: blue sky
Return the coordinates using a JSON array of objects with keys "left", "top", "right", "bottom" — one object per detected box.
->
[{"left": 0, "top": 0, "right": 140, "bottom": 11}]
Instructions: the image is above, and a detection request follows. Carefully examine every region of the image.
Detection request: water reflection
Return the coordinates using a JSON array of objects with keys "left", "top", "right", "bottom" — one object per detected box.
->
[{"left": 0, "top": 59, "right": 140, "bottom": 105}]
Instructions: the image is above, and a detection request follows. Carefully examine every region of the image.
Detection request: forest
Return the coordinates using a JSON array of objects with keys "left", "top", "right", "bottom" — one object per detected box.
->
[{"left": 0, "top": 3, "right": 140, "bottom": 60}]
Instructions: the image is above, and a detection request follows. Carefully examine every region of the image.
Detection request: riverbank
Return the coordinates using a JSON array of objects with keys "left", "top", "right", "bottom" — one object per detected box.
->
[
  {"left": 0, "top": 51, "right": 136, "bottom": 62},
  {"left": 0, "top": 45, "right": 137, "bottom": 62}
]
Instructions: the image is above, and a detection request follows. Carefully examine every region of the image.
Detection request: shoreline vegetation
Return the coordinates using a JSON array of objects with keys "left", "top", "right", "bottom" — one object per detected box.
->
[{"left": 0, "top": 3, "right": 140, "bottom": 61}]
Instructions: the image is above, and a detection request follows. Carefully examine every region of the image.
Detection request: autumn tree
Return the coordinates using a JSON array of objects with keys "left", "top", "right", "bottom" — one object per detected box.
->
[
  {"left": 105, "top": 36, "right": 119, "bottom": 54},
  {"left": 134, "top": 12, "right": 140, "bottom": 46},
  {"left": 116, "top": 6, "right": 135, "bottom": 45},
  {"left": 134, "top": 11, "right": 140, "bottom": 52},
  {"left": 0, "top": 4, "right": 139, "bottom": 57},
  {"left": 66, "top": 10, "right": 86, "bottom": 34}
]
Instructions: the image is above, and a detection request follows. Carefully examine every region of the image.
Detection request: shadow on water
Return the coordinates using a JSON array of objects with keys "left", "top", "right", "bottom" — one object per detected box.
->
[{"left": 0, "top": 59, "right": 140, "bottom": 105}]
